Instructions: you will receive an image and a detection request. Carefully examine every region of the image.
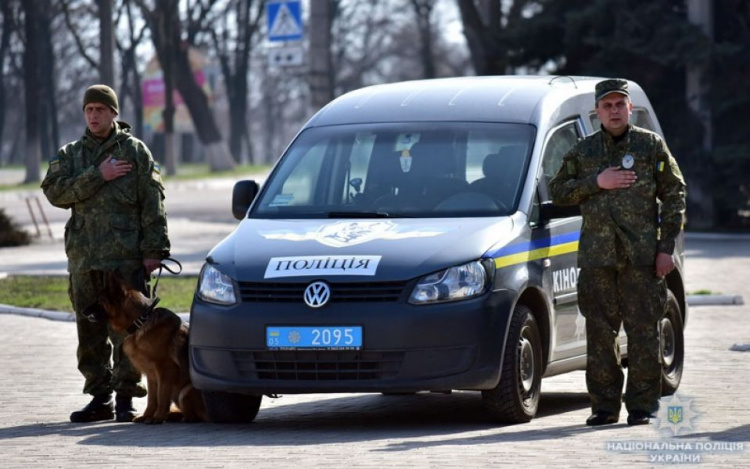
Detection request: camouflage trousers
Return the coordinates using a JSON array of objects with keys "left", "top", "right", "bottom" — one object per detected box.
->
[
  {"left": 68, "top": 266, "right": 149, "bottom": 398},
  {"left": 578, "top": 263, "right": 667, "bottom": 415}
]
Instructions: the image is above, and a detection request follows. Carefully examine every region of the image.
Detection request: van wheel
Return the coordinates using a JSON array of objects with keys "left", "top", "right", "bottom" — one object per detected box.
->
[
  {"left": 660, "top": 290, "right": 684, "bottom": 395},
  {"left": 203, "top": 391, "right": 262, "bottom": 423},
  {"left": 482, "top": 305, "right": 542, "bottom": 423}
]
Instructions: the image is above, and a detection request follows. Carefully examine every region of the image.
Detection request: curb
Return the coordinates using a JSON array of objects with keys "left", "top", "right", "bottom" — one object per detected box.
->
[
  {"left": 0, "top": 303, "right": 190, "bottom": 322},
  {"left": 686, "top": 294, "right": 744, "bottom": 306}
]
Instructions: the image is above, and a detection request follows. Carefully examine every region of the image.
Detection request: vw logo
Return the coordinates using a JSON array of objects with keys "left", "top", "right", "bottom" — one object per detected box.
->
[{"left": 303, "top": 281, "right": 331, "bottom": 308}]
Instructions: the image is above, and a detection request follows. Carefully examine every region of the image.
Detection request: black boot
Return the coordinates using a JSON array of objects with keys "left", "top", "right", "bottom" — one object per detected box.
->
[
  {"left": 70, "top": 393, "right": 114, "bottom": 423},
  {"left": 115, "top": 395, "right": 137, "bottom": 422}
]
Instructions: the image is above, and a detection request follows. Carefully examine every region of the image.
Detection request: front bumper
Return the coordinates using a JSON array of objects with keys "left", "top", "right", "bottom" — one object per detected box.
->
[{"left": 188, "top": 289, "right": 515, "bottom": 394}]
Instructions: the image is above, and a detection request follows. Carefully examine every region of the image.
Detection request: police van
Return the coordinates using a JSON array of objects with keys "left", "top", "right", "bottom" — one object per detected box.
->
[{"left": 189, "top": 76, "right": 686, "bottom": 423}]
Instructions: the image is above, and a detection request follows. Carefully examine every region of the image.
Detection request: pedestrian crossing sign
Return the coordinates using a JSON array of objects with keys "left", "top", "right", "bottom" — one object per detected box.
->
[{"left": 267, "top": 0, "right": 303, "bottom": 42}]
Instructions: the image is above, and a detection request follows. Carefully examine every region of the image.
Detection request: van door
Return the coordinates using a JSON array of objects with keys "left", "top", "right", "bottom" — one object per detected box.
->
[{"left": 537, "top": 120, "right": 586, "bottom": 361}]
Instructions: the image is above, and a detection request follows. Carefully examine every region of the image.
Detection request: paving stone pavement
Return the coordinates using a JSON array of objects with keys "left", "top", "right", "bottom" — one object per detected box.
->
[{"left": 0, "top": 299, "right": 748, "bottom": 468}]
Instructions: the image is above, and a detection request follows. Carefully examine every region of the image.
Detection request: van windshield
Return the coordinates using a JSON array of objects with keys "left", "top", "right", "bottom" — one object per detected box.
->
[{"left": 252, "top": 122, "right": 535, "bottom": 218}]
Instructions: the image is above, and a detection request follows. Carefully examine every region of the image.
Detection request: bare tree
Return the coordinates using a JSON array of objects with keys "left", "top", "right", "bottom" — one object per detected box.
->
[
  {"left": 457, "top": 0, "right": 527, "bottom": 75},
  {"left": 116, "top": 0, "right": 148, "bottom": 137},
  {"left": 137, "top": 0, "right": 236, "bottom": 171},
  {"left": 22, "top": 0, "right": 42, "bottom": 183},
  {"left": 209, "top": 0, "right": 264, "bottom": 163},
  {"left": 38, "top": 0, "right": 60, "bottom": 160}
]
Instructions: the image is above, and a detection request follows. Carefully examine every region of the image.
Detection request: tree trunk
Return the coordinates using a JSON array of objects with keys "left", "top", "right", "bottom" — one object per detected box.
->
[
  {"left": 411, "top": 0, "right": 436, "bottom": 79},
  {"left": 686, "top": 0, "right": 715, "bottom": 229},
  {"left": 0, "top": 0, "right": 13, "bottom": 164},
  {"left": 456, "top": 0, "right": 507, "bottom": 76},
  {"left": 23, "top": 0, "right": 42, "bottom": 184},
  {"left": 159, "top": 4, "right": 177, "bottom": 175},
  {"left": 39, "top": 0, "right": 59, "bottom": 157},
  {"left": 98, "top": 0, "right": 115, "bottom": 85},
  {"left": 172, "top": 43, "right": 234, "bottom": 170},
  {"left": 309, "top": 0, "right": 334, "bottom": 112},
  {"left": 139, "top": 0, "right": 234, "bottom": 171}
]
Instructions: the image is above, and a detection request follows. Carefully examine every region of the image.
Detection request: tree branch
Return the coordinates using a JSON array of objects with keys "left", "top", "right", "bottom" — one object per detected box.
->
[{"left": 60, "top": 0, "right": 98, "bottom": 69}]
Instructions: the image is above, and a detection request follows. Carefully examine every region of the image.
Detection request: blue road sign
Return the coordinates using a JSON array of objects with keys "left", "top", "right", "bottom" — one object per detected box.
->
[{"left": 267, "top": 0, "right": 303, "bottom": 42}]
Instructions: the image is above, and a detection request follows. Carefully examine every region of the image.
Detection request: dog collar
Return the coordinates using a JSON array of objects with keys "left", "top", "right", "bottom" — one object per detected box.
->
[{"left": 126, "top": 297, "right": 161, "bottom": 335}]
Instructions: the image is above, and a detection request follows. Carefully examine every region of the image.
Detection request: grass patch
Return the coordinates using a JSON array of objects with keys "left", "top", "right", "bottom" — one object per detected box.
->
[
  {"left": 0, "top": 163, "right": 271, "bottom": 191},
  {"left": 688, "top": 289, "right": 718, "bottom": 296},
  {"left": 0, "top": 180, "right": 42, "bottom": 192},
  {"left": 0, "top": 275, "right": 198, "bottom": 313},
  {"left": 162, "top": 163, "right": 271, "bottom": 182}
]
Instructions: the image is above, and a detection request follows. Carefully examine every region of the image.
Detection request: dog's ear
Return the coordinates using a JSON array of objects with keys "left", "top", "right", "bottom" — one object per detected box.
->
[{"left": 104, "top": 270, "right": 128, "bottom": 301}]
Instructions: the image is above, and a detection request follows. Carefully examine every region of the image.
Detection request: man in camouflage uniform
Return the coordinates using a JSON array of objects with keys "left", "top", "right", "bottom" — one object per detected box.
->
[
  {"left": 549, "top": 79, "right": 686, "bottom": 426},
  {"left": 41, "top": 85, "right": 170, "bottom": 423}
]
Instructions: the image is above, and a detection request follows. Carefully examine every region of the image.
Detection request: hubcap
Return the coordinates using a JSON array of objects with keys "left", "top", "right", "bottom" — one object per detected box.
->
[
  {"left": 660, "top": 317, "right": 675, "bottom": 368},
  {"left": 519, "top": 335, "right": 535, "bottom": 393}
]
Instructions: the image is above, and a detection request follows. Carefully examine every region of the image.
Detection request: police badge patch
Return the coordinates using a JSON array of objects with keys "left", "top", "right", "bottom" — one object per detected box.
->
[{"left": 622, "top": 154, "right": 635, "bottom": 169}]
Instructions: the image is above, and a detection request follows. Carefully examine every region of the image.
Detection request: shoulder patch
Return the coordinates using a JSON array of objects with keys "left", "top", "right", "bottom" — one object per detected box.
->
[
  {"left": 49, "top": 155, "right": 61, "bottom": 173},
  {"left": 151, "top": 162, "right": 162, "bottom": 182}
]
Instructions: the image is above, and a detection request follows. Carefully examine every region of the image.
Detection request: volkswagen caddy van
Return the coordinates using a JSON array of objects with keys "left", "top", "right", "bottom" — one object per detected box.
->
[{"left": 189, "top": 76, "right": 686, "bottom": 424}]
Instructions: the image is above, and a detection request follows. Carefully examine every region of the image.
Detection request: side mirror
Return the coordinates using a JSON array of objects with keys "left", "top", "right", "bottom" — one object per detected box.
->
[
  {"left": 540, "top": 201, "right": 581, "bottom": 221},
  {"left": 232, "top": 180, "right": 259, "bottom": 220}
]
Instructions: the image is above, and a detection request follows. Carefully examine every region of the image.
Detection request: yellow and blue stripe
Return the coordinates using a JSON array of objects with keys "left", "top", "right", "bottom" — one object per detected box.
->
[{"left": 488, "top": 231, "right": 580, "bottom": 269}]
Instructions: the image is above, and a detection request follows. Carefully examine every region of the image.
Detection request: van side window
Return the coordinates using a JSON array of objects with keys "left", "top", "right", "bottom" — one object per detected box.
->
[
  {"left": 589, "top": 108, "right": 655, "bottom": 132},
  {"left": 541, "top": 121, "right": 580, "bottom": 192}
]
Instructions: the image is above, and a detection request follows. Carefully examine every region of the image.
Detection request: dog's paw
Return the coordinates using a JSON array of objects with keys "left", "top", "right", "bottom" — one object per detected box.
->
[
  {"left": 145, "top": 417, "right": 165, "bottom": 425},
  {"left": 132, "top": 415, "right": 148, "bottom": 424}
]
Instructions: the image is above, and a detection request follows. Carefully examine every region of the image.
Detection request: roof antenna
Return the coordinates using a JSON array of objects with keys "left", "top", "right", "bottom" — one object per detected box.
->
[{"left": 548, "top": 76, "right": 577, "bottom": 88}]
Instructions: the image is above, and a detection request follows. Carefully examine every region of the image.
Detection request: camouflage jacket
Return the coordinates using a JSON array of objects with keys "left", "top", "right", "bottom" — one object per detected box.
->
[
  {"left": 549, "top": 125, "right": 686, "bottom": 267},
  {"left": 41, "top": 121, "right": 170, "bottom": 272}
]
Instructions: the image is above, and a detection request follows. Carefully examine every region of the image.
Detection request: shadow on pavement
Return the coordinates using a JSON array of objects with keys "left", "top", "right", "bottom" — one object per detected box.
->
[
  {"left": 675, "top": 424, "right": 750, "bottom": 442},
  {"left": 0, "top": 391, "right": 595, "bottom": 447}
]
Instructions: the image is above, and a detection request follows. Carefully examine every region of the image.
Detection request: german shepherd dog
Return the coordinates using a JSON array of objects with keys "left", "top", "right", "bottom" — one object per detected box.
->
[{"left": 93, "top": 271, "right": 207, "bottom": 423}]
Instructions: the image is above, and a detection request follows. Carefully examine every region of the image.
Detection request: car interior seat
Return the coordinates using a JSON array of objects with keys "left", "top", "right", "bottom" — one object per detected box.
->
[{"left": 469, "top": 144, "right": 528, "bottom": 211}]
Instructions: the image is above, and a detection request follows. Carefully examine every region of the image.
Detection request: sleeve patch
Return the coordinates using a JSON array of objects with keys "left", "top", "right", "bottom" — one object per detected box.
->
[
  {"left": 657, "top": 161, "right": 665, "bottom": 172},
  {"left": 49, "top": 156, "right": 60, "bottom": 173},
  {"left": 151, "top": 162, "right": 162, "bottom": 182},
  {"left": 566, "top": 160, "right": 576, "bottom": 175}
]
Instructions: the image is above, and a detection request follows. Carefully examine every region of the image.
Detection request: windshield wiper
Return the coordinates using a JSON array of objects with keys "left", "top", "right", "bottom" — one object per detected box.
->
[{"left": 327, "top": 211, "right": 405, "bottom": 218}]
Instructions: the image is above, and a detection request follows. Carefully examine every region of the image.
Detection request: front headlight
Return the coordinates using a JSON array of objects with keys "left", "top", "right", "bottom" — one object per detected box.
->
[
  {"left": 409, "top": 260, "right": 490, "bottom": 305},
  {"left": 197, "top": 264, "right": 237, "bottom": 305}
]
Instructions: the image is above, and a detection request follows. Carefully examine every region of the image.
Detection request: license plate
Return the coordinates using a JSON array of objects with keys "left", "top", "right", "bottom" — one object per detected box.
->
[{"left": 266, "top": 326, "right": 363, "bottom": 350}]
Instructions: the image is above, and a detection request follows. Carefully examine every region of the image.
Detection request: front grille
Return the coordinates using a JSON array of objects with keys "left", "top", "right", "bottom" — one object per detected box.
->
[
  {"left": 238, "top": 281, "right": 408, "bottom": 303},
  {"left": 233, "top": 350, "right": 405, "bottom": 381}
]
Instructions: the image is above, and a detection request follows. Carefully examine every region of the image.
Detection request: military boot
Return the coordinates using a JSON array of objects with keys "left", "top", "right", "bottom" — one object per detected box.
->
[
  {"left": 70, "top": 393, "right": 114, "bottom": 423},
  {"left": 115, "top": 395, "right": 138, "bottom": 422}
]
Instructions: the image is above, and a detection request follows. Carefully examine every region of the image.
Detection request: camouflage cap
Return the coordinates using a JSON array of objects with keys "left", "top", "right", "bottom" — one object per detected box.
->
[
  {"left": 595, "top": 79, "right": 629, "bottom": 102},
  {"left": 82, "top": 84, "right": 119, "bottom": 114}
]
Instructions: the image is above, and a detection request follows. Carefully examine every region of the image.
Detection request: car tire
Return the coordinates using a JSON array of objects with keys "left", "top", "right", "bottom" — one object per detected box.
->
[
  {"left": 660, "top": 290, "right": 684, "bottom": 395},
  {"left": 481, "top": 305, "right": 543, "bottom": 423},
  {"left": 203, "top": 391, "right": 262, "bottom": 423}
]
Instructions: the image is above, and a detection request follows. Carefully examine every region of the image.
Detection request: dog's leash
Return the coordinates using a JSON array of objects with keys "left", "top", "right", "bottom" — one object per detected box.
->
[{"left": 150, "top": 257, "right": 183, "bottom": 300}]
